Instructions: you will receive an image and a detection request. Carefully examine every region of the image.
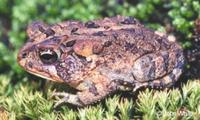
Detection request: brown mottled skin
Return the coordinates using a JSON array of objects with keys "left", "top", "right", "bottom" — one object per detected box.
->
[{"left": 17, "top": 16, "right": 185, "bottom": 107}]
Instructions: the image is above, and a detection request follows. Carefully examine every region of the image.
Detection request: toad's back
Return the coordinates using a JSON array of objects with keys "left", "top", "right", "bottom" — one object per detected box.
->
[{"left": 56, "top": 16, "right": 184, "bottom": 89}]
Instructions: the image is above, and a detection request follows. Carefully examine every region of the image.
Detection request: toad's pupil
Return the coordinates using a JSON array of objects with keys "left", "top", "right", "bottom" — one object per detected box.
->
[{"left": 39, "top": 50, "right": 58, "bottom": 64}]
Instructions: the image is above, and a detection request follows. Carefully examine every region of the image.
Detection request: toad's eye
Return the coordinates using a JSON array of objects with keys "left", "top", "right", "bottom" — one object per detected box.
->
[{"left": 39, "top": 49, "right": 58, "bottom": 64}]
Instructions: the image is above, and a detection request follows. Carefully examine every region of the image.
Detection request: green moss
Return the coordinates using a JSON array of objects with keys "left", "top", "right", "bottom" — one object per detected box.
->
[{"left": 0, "top": 75, "right": 199, "bottom": 119}]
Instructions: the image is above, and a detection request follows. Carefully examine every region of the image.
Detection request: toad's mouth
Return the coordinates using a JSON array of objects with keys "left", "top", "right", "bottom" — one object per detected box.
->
[
  {"left": 26, "top": 64, "right": 65, "bottom": 83},
  {"left": 29, "top": 70, "right": 53, "bottom": 80}
]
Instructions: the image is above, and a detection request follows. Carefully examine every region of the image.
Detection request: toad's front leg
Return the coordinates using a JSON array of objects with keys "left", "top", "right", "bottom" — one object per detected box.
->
[
  {"left": 52, "top": 92, "right": 83, "bottom": 107},
  {"left": 52, "top": 78, "right": 118, "bottom": 107}
]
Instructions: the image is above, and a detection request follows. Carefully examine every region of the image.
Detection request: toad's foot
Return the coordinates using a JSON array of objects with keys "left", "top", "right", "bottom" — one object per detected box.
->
[{"left": 52, "top": 92, "right": 84, "bottom": 107}]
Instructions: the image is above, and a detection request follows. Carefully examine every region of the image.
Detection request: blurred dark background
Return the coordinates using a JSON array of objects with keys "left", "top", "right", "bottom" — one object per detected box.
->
[{"left": 0, "top": 0, "right": 200, "bottom": 86}]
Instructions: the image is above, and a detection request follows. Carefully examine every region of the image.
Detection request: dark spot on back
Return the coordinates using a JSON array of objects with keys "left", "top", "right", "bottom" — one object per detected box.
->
[
  {"left": 92, "top": 31, "right": 106, "bottom": 36},
  {"left": 124, "top": 42, "right": 135, "bottom": 51},
  {"left": 120, "top": 16, "right": 137, "bottom": 24},
  {"left": 65, "top": 40, "right": 76, "bottom": 47},
  {"left": 44, "top": 28, "right": 55, "bottom": 37},
  {"left": 104, "top": 41, "right": 112, "bottom": 47},
  {"left": 85, "top": 21, "right": 100, "bottom": 28},
  {"left": 71, "top": 27, "right": 78, "bottom": 34},
  {"left": 38, "top": 25, "right": 45, "bottom": 32}
]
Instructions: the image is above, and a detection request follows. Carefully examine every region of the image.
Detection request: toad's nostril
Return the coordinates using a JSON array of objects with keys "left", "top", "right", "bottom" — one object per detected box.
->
[
  {"left": 17, "top": 51, "right": 27, "bottom": 61},
  {"left": 22, "top": 52, "right": 27, "bottom": 58}
]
